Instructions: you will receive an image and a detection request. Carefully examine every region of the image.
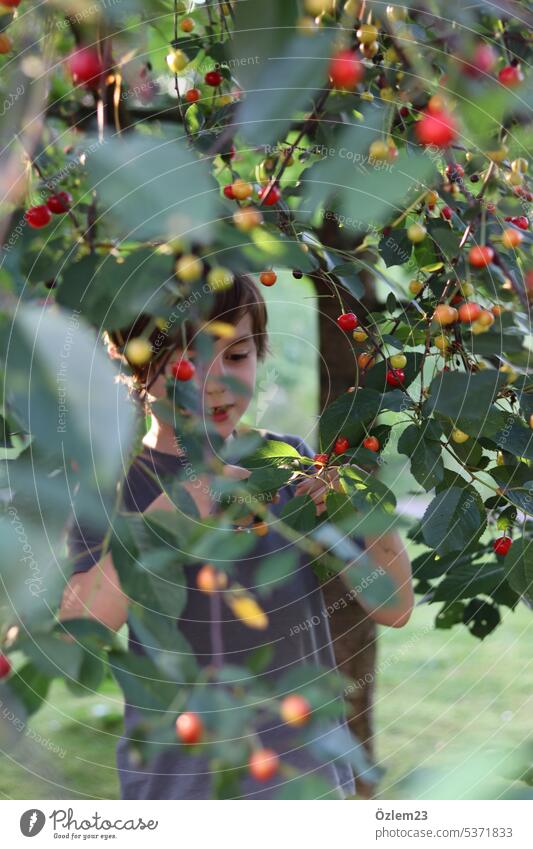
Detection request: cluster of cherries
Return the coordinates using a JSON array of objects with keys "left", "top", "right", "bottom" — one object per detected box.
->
[
  {"left": 175, "top": 690, "right": 311, "bottom": 781},
  {"left": 24, "top": 192, "right": 73, "bottom": 229}
]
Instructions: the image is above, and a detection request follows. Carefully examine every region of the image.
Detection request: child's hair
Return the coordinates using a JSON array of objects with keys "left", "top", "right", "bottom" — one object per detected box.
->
[{"left": 103, "top": 272, "right": 271, "bottom": 409}]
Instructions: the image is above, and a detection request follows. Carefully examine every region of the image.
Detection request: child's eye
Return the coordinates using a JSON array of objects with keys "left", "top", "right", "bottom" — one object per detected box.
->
[{"left": 227, "top": 352, "right": 249, "bottom": 361}]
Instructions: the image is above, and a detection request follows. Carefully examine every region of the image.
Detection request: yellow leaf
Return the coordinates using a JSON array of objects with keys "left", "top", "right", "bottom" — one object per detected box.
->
[
  {"left": 203, "top": 320, "right": 236, "bottom": 339},
  {"left": 420, "top": 262, "right": 444, "bottom": 273},
  {"left": 226, "top": 593, "right": 269, "bottom": 630}
]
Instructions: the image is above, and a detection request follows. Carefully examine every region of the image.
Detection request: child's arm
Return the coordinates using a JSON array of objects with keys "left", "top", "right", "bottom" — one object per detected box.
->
[
  {"left": 294, "top": 465, "right": 414, "bottom": 628},
  {"left": 58, "top": 552, "right": 129, "bottom": 634}
]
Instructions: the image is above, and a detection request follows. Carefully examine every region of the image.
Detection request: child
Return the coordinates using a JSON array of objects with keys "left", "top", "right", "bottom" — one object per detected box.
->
[{"left": 60, "top": 272, "right": 413, "bottom": 800}]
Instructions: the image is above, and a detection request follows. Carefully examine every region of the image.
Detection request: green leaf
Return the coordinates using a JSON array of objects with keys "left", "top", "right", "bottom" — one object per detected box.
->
[
  {"left": 425, "top": 370, "right": 508, "bottom": 431},
  {"left": 421, "top": 485, "right": 486, "bottom": 556},
  {"left": 503, "top": 539, "right": 533, "bottom": 605},
  {"left": 279, "top": 494, "right": 317, "bottom": 532},
  {"left": 319, "top": 389, "right": 382, "bottom": 453},
  {"left": 432, "top": 562, "right": 508, "bottom": 603},
  {"left": 13, "top": 634, "right": 83, "bottom": 680},
  {"left": 1, "top": 304, "right": 136, "bottom": 491},
  {"left": 379, "top": 229, "right": 412, "bottom": 267},
  {"left": 7, "top": 662, "right": 51, "bottom": 716},
  {"left": 56, "top": 250, "right": 172, "bottom": 331},
  {"left": 255, "top": 550, "right": 298, "bottom": 595},
  {"left": 86, "top": 128, "right": 215, "bottom": 240},
  {"left": 397, "top": 424, "right": 445, "bottom": 491},
  {"left": 108, "top": 650, "right": 180, "bottom": 712},
  {"left": 462, "top": 598, "right": 501, "bottom": 640}
]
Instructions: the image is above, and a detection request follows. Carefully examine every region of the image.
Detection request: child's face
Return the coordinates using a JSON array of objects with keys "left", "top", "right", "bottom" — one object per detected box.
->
[{"left": 149, "top": 310, "right": 258, "bottom": 440}]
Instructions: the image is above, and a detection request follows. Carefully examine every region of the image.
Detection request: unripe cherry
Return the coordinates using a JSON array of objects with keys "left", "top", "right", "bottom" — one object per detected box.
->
[
  {"left": 232, "top": 179, "right": 253, "bottom": 200},
  {"left": 502, "top": 228, "right": 523, "bottom": 249},
  {"left": 280, "top": 694, "right": 311, "bottom": 727},
  {"left": 196, "top": 564, "right": 228, "bottom": 593},
  {"left": 451, "top": 428, "right": 469, "bottom": 444},
  {"left": 432, "top": 304, "right": 458, "bottom": 326},
  {"left": 389, "top": 353, "right": 407, "bottom": 369}
]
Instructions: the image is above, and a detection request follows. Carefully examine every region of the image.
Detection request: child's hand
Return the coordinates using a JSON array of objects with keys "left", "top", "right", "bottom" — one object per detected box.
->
[{"left": 293, "top": 467, "right": 342, "bottom": 516}]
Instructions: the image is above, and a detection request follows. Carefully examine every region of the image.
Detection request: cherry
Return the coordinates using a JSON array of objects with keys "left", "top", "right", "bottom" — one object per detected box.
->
[
  {"left": 258, "top": 184, "right": 281, "bottom": 206},
  {"left": 337, "top": 312, "right": 359, "bottom": 331},
  {"left": 313, "top": 453, "right": 330, "bottom": 469},
  {"left": 451, "top": 428, "right": 469, "bottom": 444},
  {"left": 502, "top": 228, "right": 523, "bottom": 249},
  {"left": 461, "top": 44, "right": 496, "bottom": 78},
  {"left": 172, "top": 359, "right": 195, "bottom": 381},
  {"left": 441, "top": 205, "right": 453, "bottom": 220},
  {"left": 445, "top": 163, "right": 464, "bottom": 181},
  {"left": 67, "top": 47, "right": 104, "bottom": 87},
  {"left": 185, "top": 88, "right": 200, "bottom": 103},
  {"left": 498, "top": 65, "right": 524, "bottom": 87},
  {"left": 0, "top": 33, "right": 13, "bottom": 54},
  {"left": 328, "top": 50, "right": 364, "bottom": 90},
  {"left": 512, "top": 216, "right": 529, "bottom": 230},
  {"left": 458, "top": 302, "right": 482, "bottom": 323},
  {"left": 292, "top": 269, "right": 303, "bottom": 279},
  {"left": 180, "top": 17, "right": 195, "bottom": 32},
  {"left": 433, "top": 304, "right": 458, "bottom": 326},
  {"left": 415, "top": 108, "right": 457, "bottom": 148},
  {"left": 249, "top": 748, "right": 279, "bottom": 782},
  {"left": 468, "top": 245, "right": 494, "bottom": 267},
  {"left": 386, "top": 368, "right": 405, "bottom": 386},
  {"left": 493, "top": 536, "right": 513, "bottom": 556},
  {"left": 223, "top": 184, "right": 235, "bottom": 199},
  {"left": 389, "top": 353, "right": 406, "bottom": 369},
  {"left": 0, "top": 0, "right": 21, "bottom": 6},
  {"left": 205, "top": 69, "right": 223, "bottom": 87},
  {"left": 280, "top": 694, "right": 311, "bottom": 727},
  {"left": 196, "top": 564, "right": 227, "bottom": 593},
  {"left": 47, "top": 191, "right": 73, "bottom": 214},
  {"left": 0, "top": 654, "right": 11, "bottom": 679},
  {"left": 259, "top": 270, "right": 277, "bottom": 286},
  {"left": 334, "top": 436, "right": 349, "bottom": 455},
  {"left": 25, "top": 205, "right": 52, "bottom": 229},
  {"left": 176, "top": 711, "right": 203, "bottom": 744},
  {"left": 363, "top": 436, "right": 380, "bottom": 452}
]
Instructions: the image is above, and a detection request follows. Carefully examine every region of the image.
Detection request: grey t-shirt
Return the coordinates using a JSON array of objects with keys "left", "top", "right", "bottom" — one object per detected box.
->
[{"left": 66, "top": 429, "right": 365, "bottom": 800}]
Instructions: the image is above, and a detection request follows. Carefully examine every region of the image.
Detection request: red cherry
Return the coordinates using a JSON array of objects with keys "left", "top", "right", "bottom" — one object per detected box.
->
[
  {"left": 47, "top": 191, "right": 73, "bottom": 214},
  {"left": 498, "top": 65, "right": 524, "bottom": 87},
  {"left": 468, "top": 245, "right": 494, "bottom": 267},
  {"left": 458, "top": 302, "right": 482, "bottom": 323},
  {"left": 25, "top": 205, "right": 52, "bottom": 229},
  {"left": 461, "top": 44, "right": 497, "bottom": 78},
  {"left": 185, "top": 88, "right": 200, "bottom": 103},
  {"left": 249, "top": 748, "right": 279, "bottom": 782},
  {"left": 176, "top": 711, "right": 203, "bottom": 744},
  {"left": 399, "top": 106, "right": 410, "bottom": 118},
  {"left": 450, "top": 294, "right": 463, "bottom": 305},
  {"left": 0, "top": 0, "right": 20, "bottom": 6},
  {"left": 441, "top": 205, "right": 453, "bottom": 220},
  {"left": 223, "top": 184, "right": 235, "bottom": 199},
  {"left": 171, "top": 359, "right": 196, "bottom": 381},
  {"left": 493, "top": 536, "right": 512, "bottom": 556},
  {"left": 205, "top": 70, "right": 223, "bottom": 87},
  {"left": 0, "top": 654, "right": 11, "bottom": 679},
  {"left": 334, "top": 436, "right": 349, "bottom": 455},
  {"left": 337, "top": 312, "right": 359, "bottom": 331},
  {"left": 258, "top": 184, "right": 281, "bottom": 206},
  {"left": 512, "top": 216, "right": 529, "bottom": 230},
  {"left": 67, "top": 47, "right": 104, "bottom": 87},
  {"left": 363, "top": 436, "right": 380, "bottom": 452},
  {"left": 415, "top": 108, "right": 457, "bottom": 148},
  {"left": 313, "top": 452, "right": 330, "bottom": 469},
  {"left": 386, "top": 368, "right": 405, "bottom": 386},
  {"left": 328, "top": 50, "right": 364, "bottom": 90}
]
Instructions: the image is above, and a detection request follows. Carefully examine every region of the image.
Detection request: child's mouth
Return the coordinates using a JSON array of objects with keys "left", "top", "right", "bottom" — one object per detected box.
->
[{"left": 208, "top": 404, "right": 234, "bottom": 423}]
